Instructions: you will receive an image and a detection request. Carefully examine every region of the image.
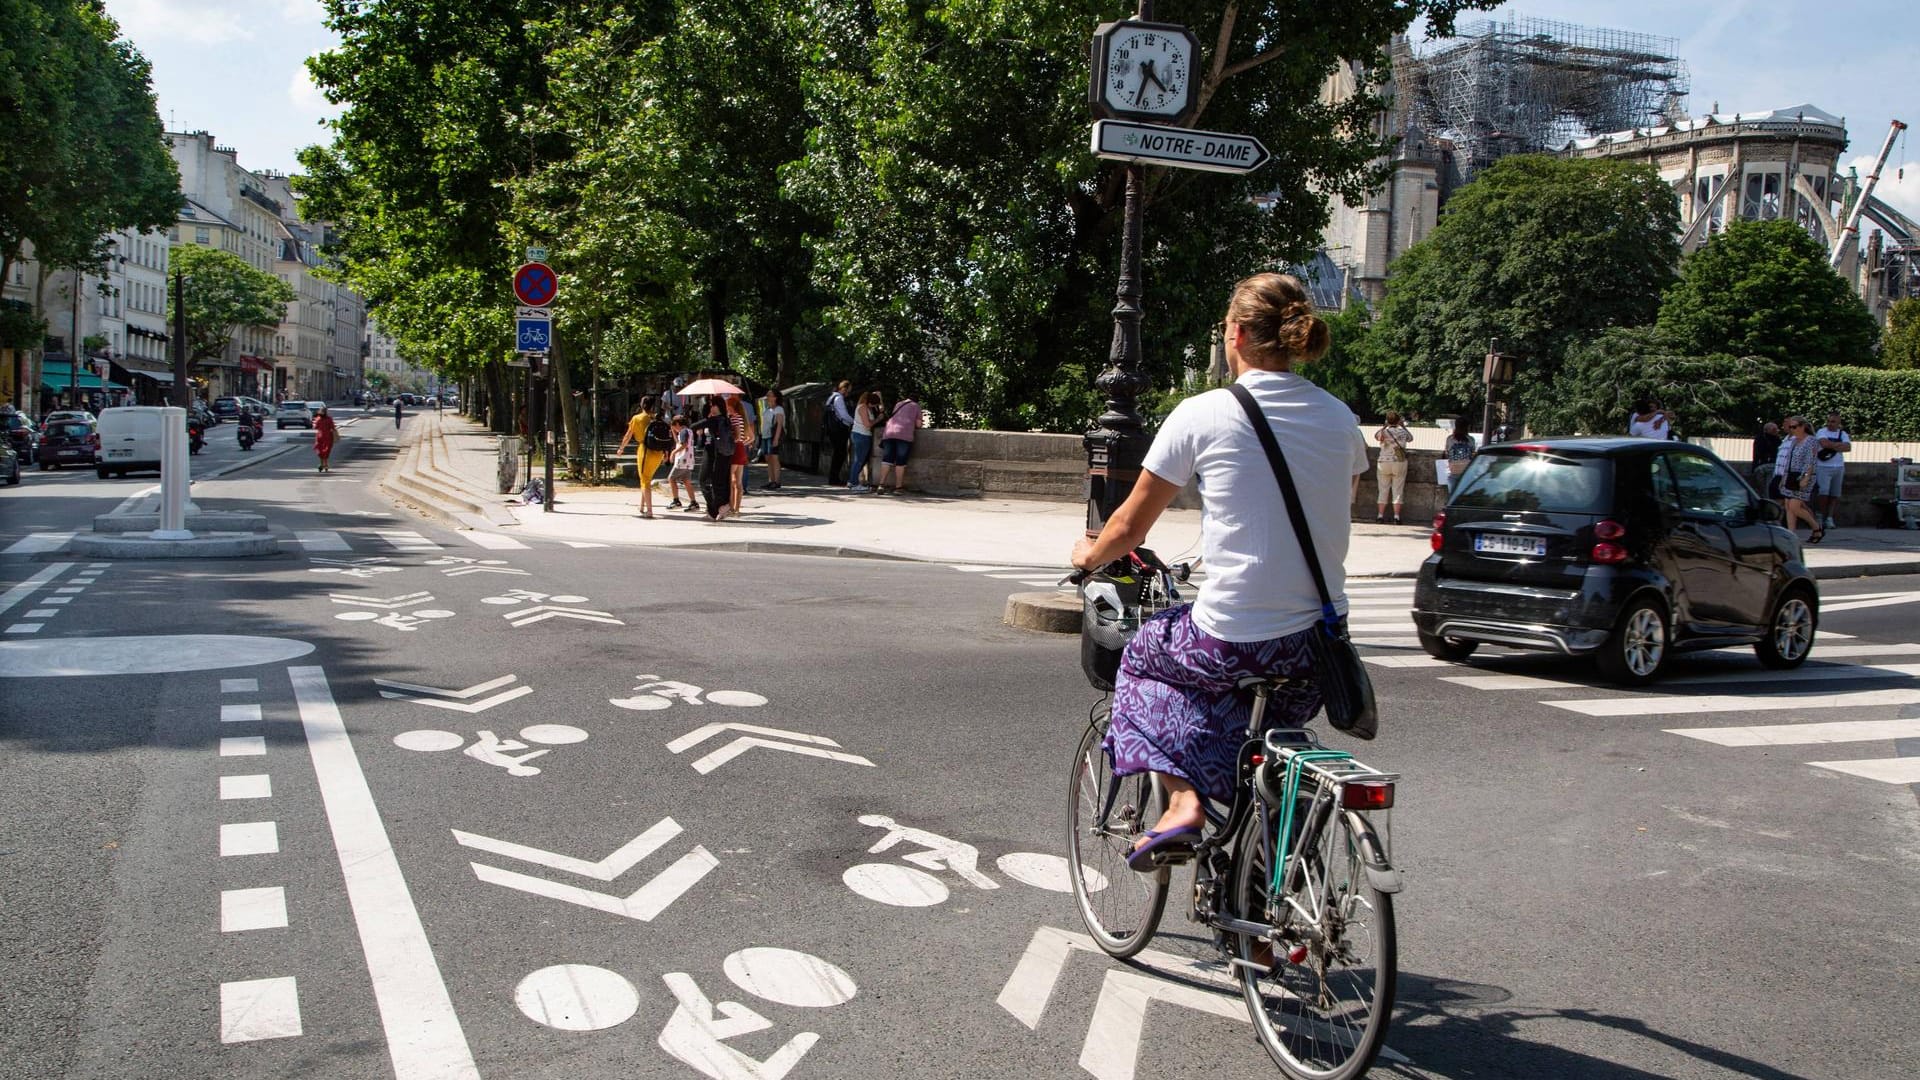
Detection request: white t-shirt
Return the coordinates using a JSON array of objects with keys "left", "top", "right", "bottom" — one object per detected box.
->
[
  {"left": 1142, "top": 370, "right": 1369, "bottom": 643},
  {"left": 1813, "top": 427, "right": 1848, "bottom": 468},
  {"left": 1628, "top": 414, "right": 1669, "bottom": 439}
]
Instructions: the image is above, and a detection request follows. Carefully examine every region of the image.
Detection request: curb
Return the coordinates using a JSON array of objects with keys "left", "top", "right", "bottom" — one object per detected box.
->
[
  {"left": 1004, "top": 590, "right": 1080, "bottom": 633},
  {"left": 197, "top": 439, "right": 302, "bottom": 479},
  {"left": 645, "top": 540, "right": 921, "bottom": 562}
]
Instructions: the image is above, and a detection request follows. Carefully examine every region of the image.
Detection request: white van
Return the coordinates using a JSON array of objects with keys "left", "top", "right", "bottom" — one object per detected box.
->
[{"left": 96, "top": 406, "right": 167, "bottom": 478}]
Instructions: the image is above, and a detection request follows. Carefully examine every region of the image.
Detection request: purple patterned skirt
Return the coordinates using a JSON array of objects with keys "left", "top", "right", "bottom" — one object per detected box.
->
[{"left": 1103, "top": 604, "right": 1324, "bottom": 803}]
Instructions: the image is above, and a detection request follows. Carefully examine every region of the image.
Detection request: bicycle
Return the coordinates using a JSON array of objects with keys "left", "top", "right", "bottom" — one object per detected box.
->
[{"left": 1066, "top": 549, "right": 1402, "bottom": 1080}]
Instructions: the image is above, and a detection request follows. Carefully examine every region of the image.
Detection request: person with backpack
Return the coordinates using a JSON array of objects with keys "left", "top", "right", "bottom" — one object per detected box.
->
[
  {"left": 666, "top": 414, "right": 698, "bottom": 512},
  {"left": 614, "top": 394, "right": 673, "bottom": 518}
]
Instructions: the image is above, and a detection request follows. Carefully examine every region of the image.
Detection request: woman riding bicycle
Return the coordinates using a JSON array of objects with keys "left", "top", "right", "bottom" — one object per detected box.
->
[{"left": 1070, "top": 272, "right": 1369, "bottom": 869}]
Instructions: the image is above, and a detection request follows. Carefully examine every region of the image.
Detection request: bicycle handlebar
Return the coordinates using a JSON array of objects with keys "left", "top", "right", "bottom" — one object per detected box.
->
[{"left": 1066, "top": 548, "right": 1192, "bottom": 587}]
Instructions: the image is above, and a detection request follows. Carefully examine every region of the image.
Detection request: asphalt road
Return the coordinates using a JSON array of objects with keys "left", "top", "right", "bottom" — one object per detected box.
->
[{"left": 2, "top": 417, "right": 1918, "bottom": 1080}]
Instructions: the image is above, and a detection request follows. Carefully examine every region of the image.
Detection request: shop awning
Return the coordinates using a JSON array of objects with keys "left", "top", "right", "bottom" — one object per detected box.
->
[
  {"left": 40, "top": 361, "right": 127, "bottom": 391},
  {"left": 115, "top": 357, "right": 176, "bottom": 383}
]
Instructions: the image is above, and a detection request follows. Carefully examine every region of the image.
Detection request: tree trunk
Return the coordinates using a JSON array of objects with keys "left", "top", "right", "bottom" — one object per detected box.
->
[
  {"left": 553, "top": 333, "right": 578, "bottom": 462},
  {"left": 705, "top": 280, "right": 729, "bottom": 371}
]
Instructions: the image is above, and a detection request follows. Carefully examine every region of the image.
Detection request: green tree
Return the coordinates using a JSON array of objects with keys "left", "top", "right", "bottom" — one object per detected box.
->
[
  {"left": 1527, "top": 327, "right": 1782, "bottom": 437},
  {"left": 1882, "top": 297, "right": 1920, "bottom": 370},
  {"left": 1354, "top": 155, "right": 1682, "bottom": 418},
  {"left": 166, "top": 246, "right": 295, "bottom": 367},
  {"left": 1298, "top": 303, "right": 1373, "bottom": 415},
  {"left": 0, "top": 0, "right": 178, "bottom": 284},
  {"left": 1656, "top": 218, "right": 1878, "bottom": 370}
]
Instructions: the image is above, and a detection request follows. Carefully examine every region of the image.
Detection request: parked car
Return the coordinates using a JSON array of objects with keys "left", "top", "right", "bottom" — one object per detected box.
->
[
  {"left": 95, "top": 406, "right": 168, "bottom": 478},
  {"left": 43, "top": 409, "right": 93, "bottom": 426},
  {"left": 275, "top": 401, "right": 314, "bottom": 429},
  {"left": 212, "top": 396, "right": 239, "bottom": 422},
  {"left": 0, "top": 439, "right": 19, "bottom": 485},
  {"left": 2, "top": 410, "right": 36, "bottom": 457},
  {"left": 1412, "top": 438, "right": 1817, "bottom": 686},
  {"left": 35, "top": 418, "right": 98, "bottom": 469}
]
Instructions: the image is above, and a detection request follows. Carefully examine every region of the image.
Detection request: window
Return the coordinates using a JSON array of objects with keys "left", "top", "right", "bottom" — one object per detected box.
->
[
  {"left": 1742, "top": 169, "right": 1783, "bottom": 220},
  {"left": 1453, "top": 452, "right": 1612, "bottom": 514},
  {"left": 1666, "top": 453, "right": 1750, "bottom": 516},
  {"left": 1693, "top": 172, "right": 1726, "bottom": 234}
]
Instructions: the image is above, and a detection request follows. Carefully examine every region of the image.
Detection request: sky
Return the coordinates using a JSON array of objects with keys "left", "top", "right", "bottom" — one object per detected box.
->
[{"left": 104, "top": 0, "right": 1919, "bottom": 219}]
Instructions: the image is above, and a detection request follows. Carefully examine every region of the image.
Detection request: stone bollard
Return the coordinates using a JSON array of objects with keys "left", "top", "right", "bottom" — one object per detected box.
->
[{"left": 497, "top": 436, "right": 523, "bottom": 494}]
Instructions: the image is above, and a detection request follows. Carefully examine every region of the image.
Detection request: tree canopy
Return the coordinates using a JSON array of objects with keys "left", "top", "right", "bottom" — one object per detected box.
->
[
  {"left": 1352, "top": 154, "right": 1683, "bottom": 419},
  {"left": 1881, "top": 297, "right": 1920, "bottom": 370},
  {"left": 0, "top": 0, "right": 178, "bottom": 283},
  {"left": 1525, "top": 327, "right": 1781, "bottom": 437},
  {"left": 166, "top": 246, "right": 295, "bottom": 366},
  {"left": 1656, "top": 218, "right": 1878, "bottom": 370}
]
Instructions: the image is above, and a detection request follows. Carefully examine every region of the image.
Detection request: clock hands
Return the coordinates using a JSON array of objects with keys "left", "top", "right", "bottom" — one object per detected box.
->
[{"left": 1133, "top": 59, "right": 1170, "bottom": 106}]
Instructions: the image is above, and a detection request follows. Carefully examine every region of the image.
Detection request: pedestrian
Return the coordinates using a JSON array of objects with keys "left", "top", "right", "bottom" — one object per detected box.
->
[
  {"left": 689, "top": 399, "right": 735, "bottom": 521},
  {"left": 825, "top": 379, "right": 855, "bottom": 486},
  {"left": 756, "top": 388, "right": 775, "bottom": 463},
  {"left": 1812, "top": 411, "right": 1851, "bottom": 530},
  {"left": 1372, "top": 410, "right": 1411, "bottom": 524},
  {"left": 877, "top": 391, "right": 922, "bottom": 494},
  {"left": 1750, "top": 421, "right": 1782, "bottom": 496},
  {"left": 726, "top": 396, "right": 750, "bottom": 514},
  {"left": 1070, "top": 271, "right": 1365, "bottom": 865},
  {"left": 666, "top": 414, "right": 698, "bottom": 512},
  {"left": 613, "top": 394, "right": 672, "bottom": 518},
  {"left": 1780, "top": 415, "right": 1823, "bottom": 542},
  {"left": 1627, "top": 398, "right": 1672, "bottom": 439},
  {"left": 1771, "top": 415, "right": 1793, "bottom": 501},
  {"left": 313, "top": 405, "right": 338, "bottom": 473},
  {"left": 762, "top": 388, "right": 786, "bottom": 490},
  {"left": 849, "top": 390, "right": 882, "bottom": 492},
  {"left": 395, "top": 397, "right": 404, "bottom": 428},
  {"left": 733, "top": 392, "right": 757, "bottom": 496},
  {"left": 1443, "top": 416, "right": 1476, "bottom": 494}
]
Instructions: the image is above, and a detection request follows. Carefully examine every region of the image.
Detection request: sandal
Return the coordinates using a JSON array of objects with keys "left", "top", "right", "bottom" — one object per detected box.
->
[
  {"left": 1125, "top": 825, "right": 1203, "bottom": 871},
  {"left": 1807, "top": 528, "right": 1824, "bottom": 545}
]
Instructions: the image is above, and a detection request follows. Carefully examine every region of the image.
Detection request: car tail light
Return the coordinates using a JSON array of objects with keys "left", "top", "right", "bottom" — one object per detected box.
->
[
  {"left": 89, "top": 434, "right": 100, "bottom": 450},
  {"left": 1590, "top": 519, "right": 1628, "bottom": 563},
  {"left": 1430, "top": 511, "right": 1447, "bottom": 552},
  {"left": 1340, "top": 781, "right": 1395, "bottom": 811}
]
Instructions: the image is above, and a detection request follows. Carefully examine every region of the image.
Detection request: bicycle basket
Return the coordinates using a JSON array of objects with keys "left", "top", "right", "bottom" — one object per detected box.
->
[{"left": 1079, "top": 571, "right": 1170, "bottom": 691}]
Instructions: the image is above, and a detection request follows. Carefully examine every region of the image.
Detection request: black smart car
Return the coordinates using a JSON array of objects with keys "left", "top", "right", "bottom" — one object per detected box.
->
[{"left": 1412, "top": 438, "right": 1817, "bottom": 685}]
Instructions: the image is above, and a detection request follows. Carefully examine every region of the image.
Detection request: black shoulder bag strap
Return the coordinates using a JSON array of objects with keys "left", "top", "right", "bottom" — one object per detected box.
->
[{"left": 1227, "top": 384, "right": 1338, "bottom": 629}]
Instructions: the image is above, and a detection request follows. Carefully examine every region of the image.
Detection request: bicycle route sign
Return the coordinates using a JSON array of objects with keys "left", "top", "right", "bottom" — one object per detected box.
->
[{"left": 513, "top": 262, "right": 558, "bottom": 307}]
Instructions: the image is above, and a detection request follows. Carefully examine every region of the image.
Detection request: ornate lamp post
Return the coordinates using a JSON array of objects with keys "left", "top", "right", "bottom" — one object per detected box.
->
[{"left": 1481, "top": 342, "right": 1519, "bottom": 445}]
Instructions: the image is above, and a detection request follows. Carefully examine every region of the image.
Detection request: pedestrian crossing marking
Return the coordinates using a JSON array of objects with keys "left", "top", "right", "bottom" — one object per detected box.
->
[
  {"left": 1806, "top": 757, "right": 1920, "bottom": 784},
  {"left": 1556, "top": 687, "right": 1920, "bottom": 718},
  {"left": 461, "top": 531, "right": 528, "bottom": 550},
  {"left": 1447, "top": 661, "right": 1920, "bottom": 693},
  {"left": 1665, "top": 716, "right": 1920, "bottom": 747},
  {"left": 2, "top": 532, "right": 75, "bottom": 556},
  {"left": 376, "top": 529, "right": 442, "bottom": 552},
  {"left": 1819, "top": 590, "right": 1920, "bottom": 614},
  {"left": 561, "top": 541, "right": 608, "bottom": 549},
  {"left": 293, "top": 530, "right": 350, "bottom": 551}
]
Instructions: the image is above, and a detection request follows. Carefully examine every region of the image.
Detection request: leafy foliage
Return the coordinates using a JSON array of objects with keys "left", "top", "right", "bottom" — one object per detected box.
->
[
  {"left": 1882, "top": 297, "right": 1920, "bottom": 371},
  {"left": 166, "top": 245, "right": 295, "bottom": 365},
  {"left": 1791, "top": 366, "right": 1920, "bottom": 441},
  {"left": 1526, "top": 327, "right": 1783, "bottom": 437},
  {"left": 0, "top": 0, "right": 178, "bottom": 281},
  {"left": 1353, "top": 155, "right": 1682, "bottom": 419},
  {"left": 1656, "top": 219, "right": 1878, "bottom": 369},
  {"left": 1296, "top": 303, "right": 1373, "bottom": 414}
]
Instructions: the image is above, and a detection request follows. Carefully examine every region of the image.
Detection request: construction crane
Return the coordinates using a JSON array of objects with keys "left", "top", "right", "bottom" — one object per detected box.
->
[{"left": 1831, "top": 118, "right": 1908, "bottom": 268}]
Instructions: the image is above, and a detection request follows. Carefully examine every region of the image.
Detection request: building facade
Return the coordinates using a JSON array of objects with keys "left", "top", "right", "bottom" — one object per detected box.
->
[
  {"left": 364, "top": 319, "right": 434, "bottom": 395},
  {"left": 167, "top": 131, "right": 284, "bottom": 399}
]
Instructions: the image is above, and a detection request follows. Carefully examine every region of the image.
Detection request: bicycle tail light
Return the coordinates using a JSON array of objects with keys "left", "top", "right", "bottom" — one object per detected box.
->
[
  {"left": 1429, "top": 510, "right": 1447, "bottom": 552},
  {"left": 1340, "top": 780, "right": 1395, "bottom": 811},
  {"left": 1590, "top": 519, "right": 1628, "bottom": 564}
]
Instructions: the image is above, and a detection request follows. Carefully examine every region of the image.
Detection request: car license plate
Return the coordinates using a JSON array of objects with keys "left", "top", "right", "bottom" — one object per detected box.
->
[
  {"left": 107, "top": 449, "right": 131, "bottom": 458},
  {"left": 1474, "top": 533, "right": 1546, "bottom": 556}
]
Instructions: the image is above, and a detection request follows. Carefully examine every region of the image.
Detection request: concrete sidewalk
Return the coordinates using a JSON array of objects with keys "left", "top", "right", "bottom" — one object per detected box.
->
[{"left": 406, "top": 412, "right": 1920, "bottom": 580}]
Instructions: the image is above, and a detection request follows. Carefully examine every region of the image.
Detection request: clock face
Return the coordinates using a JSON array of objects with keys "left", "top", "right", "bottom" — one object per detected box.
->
[{"left": 1102, "top": 26, "right": 1192, "bottom": 117}]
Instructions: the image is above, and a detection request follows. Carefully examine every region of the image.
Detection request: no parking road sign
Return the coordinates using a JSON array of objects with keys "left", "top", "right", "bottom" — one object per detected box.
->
[{"left": 513, "top": 262, "right": 558, "bottom": 307}]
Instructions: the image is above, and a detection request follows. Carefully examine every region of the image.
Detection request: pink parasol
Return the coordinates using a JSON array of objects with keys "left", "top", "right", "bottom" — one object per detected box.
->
[{"left": 678, "top": 378, "right": 745, "bottom": 397}]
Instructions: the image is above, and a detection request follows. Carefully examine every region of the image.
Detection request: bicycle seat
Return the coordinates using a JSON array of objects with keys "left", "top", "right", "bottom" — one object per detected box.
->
[{"left": 1234, "top": 675, "right": 1294, "bottom": 693}]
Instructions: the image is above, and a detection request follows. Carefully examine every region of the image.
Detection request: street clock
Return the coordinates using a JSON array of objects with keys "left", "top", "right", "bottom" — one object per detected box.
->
[{"left": 1088, "top": 20, "right": 1199, "bottom": 123}]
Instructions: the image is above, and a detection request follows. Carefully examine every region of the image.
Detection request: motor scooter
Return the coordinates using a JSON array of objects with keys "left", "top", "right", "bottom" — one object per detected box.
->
[
  {"left": 188, "top": 420, "right": 204, "bottom": 455},
  {"left": 236, "top": 411, "right": 260, "bottom": 450}
]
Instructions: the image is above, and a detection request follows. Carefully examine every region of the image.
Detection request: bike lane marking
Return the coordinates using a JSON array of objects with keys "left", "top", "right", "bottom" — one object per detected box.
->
[
  {"left": 289, "top": 664, "right": 480, "bottom": 1079},
  {"left": 0, "top": 562, "right": 74, "bottom": 614}
]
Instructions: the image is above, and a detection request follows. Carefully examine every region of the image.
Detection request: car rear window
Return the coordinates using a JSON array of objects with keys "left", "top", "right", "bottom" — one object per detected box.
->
[
  {"left": 54, "top": 424, "right": 91, "bottom": 438},
  {"left": 1452, "top": 451, "right": 1611, "bottom": 514}
]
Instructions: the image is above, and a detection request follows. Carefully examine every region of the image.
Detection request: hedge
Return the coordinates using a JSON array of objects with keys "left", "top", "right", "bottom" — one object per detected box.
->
[{"left": 1791, "top": 366, "right": 1920, "bottom": 440}]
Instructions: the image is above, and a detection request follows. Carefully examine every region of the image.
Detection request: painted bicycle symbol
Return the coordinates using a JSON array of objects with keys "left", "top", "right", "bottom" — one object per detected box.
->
[
  {"left": 393, "top": 724, "right": 589, "bottom": 777},
  {"left": 610, "top": 675, "right": 768, "bottom": 712}
]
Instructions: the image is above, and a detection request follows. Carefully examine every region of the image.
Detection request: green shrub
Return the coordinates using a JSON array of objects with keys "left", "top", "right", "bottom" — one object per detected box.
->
[{"left": 1791, "top": 366, "right": 1920, "bottom": 440}]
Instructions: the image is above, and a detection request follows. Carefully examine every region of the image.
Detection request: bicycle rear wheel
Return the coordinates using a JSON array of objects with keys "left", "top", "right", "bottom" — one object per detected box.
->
[
  {"left": 1067, "top": 713, "right": 1168, "bottom": 958},
  {"left": 1233, "top": 804, "right": 1396, "bottom": 1080}
]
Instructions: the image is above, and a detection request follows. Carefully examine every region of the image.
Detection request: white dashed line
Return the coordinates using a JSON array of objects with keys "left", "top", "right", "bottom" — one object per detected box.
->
[
  {"left": 220, "top": 774, "right": 272, "bottom": 800},
  {"left": 220, "top": 736, "right": 267, "bottom": 757},
  {"left": 221, "top": 704, "right": 263, "bottom": 723},
  {"left": 221, "top": 887, "right": 289, "bottom": 932},
  {"left": 221, "top": 679, "right": 259, "bottom": 694},
  {"left": 220, "top": 821, "right": 279, "bottom": 857},
  {"left": 220, "top": 977, "right": 302, "bottom": 1042},
  {"left": 6, "top": 623, "right": 44, "bottom": 634}
]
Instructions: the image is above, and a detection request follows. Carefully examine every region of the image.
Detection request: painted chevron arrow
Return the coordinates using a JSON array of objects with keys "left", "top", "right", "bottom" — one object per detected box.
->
[
  {"left": 666, "top": 722, "right": 876, "bottom": 775},
  {"left": 373, "top": 674, "right": 534, "bottom": 713},
  {"left": 503, "top": 604, "right": 624, "bottom": 627},
  {"left": 451, "top": 817, "right": 717, "bottom": 922},
  {"left": 330, "top": 590, "right": 434, "bottom": 609}
]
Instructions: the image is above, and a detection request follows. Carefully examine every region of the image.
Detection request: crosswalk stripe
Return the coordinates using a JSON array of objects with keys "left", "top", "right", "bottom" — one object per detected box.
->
[
  {"left": 1665, "top": 715, "right": 1920, "bottom": 746},
  {"left": 1820, "top": 591, "right": 1920, "bottom": 614},
  {"left": 1806, "top": 757, "right": 1920, "bottom": 784},
  {"left": 1557, "top": 687, "right": 1920, "bottom": 718},
  {"left": 461, "top": 531, "right": 528, "bottom": 550},
  {"left": 1715, "top": 643, "right": 1920, "bottom": 660},
  {"left": 3, "top": 532, "right": 74, "bottom": 555},
  {"left": 292, "top": 530, "right": 350, "bottom": 552},
  {"left": 1364, "top": 655, "right": 1453, "bottom": 668},
  {"left": 1345, "top": 620, "right": 1413, "bottom": 632},
  {"left": 375, "top": 529, "right": 441, "bottom": 552},
  {"left": 561, "top": 541, "right": 608, "bottom": 549},
  {"left": 1447, "top": 661, "right": 1920, "bottom": 693},
  {"left": 1344, "top": 597, "right": 1416, "bottom": 609}
]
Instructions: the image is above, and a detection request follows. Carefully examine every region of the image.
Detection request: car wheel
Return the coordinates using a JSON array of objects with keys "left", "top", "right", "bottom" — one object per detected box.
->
[
  {"left": 1596, "top": 597, "right": 1668, "bottom": 686},
  {"left": 1417, "top": 631, "right": 1477, "bottom": 662},
  {"left": 96, "top": 467, "right": 110, "bottom": 480},
  {"left": 1755, "top": 586, "right": 1816, "bottom": 669}
]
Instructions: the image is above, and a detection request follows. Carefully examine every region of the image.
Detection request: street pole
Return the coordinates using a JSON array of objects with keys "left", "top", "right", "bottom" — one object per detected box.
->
[
  {"left": 1083, "top": 0, "right": 1154, "bottom": 540},
  {"left": 1480, "top": 341, "right": 1498, "bottom": 448},
  {"left": 171, "top": 269, "right": 189, "bottom": 409},
  {"left": 543, "top": 349, "right": 556, "bottom": 512},
  {"left": 523, "top": 363, "right": 534, "bottom": 490},
  {"left": 69, "top": 272, "right": 80, "bottom": 408}
]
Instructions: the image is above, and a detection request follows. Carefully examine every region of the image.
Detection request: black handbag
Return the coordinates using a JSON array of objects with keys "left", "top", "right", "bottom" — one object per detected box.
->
[{"left": 1228, "top": 385, "right": 1379, "bottom": 740}]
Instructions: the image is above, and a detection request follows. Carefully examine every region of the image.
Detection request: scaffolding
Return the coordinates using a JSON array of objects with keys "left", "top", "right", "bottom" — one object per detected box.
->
[{"left": 1394, "top": 16, "right": 1690, "bottom": 181}]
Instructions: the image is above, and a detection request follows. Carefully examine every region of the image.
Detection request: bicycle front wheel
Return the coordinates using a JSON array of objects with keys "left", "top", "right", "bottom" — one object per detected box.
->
[
  {"left": 1233, "top": 804, "right": 1396, "bottom": 1080},
  {"left": 1066, "top": 714, "right": 1168, "bottom": 958}
]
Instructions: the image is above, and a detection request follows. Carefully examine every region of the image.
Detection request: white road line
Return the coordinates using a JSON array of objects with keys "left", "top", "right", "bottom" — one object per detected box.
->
[
  {"left": 375, "top": 530, "right": 443, "bottom": 553},
  {"left": 288, "top": 665, "right": 478, "bottom": 1079},
  {"left": 1364, "top": 655, "right": 1454, "bottom": 668},
  {"left": 222, "top": 678, "right": 259, "bottom": 693},
  {"left": 1, "top": 532, "right": 75, "bottom": 555},
  {"left": 1821, "top": 591, "right": 1920, "bottom": 614},
  {"left": 1559, "top": 687, "right": 1920, "bottom": 718},
  {"left": 1447, "top": 661, "right": 1920, "bottom": 693},
  {"left": 293, "top": 530, "right": 351, "bottom": 552},
  {"left": 53, "top": 587, "right": 82, "bottom": 594},
  {"left": 221, "top": 887, "right": 289, "bottom": 932},
  {"left": 1716, "top": 643, "right": 1920, "bottom": 660},
  {"left": 560, "top": 541, "right": 607, "bottom": 549},
  {"left": 41, "top": 597, "right": 70, "bottom": 605},
  {"left": 220, "top": 821, "right": 279, "bottom": 856},
  {"left": 1344, "top": 597, "right": 1418, "bottom": 608},
  {"left": 220, "top": 775, "right": 272, "bottom": 800},
  {"left": 1807, "top": 757, "right": 1920, "bottom": 784},
  {"left": 86, "top": 562, "right": 110, "bottom": 568},
  {"left": 0, "top": 563, "right": 71, "bottom": 616},
  {"left": 5, "top": 623, "right": 44, "bottom": 634},
  {"left": 220, "top": 736, "right": 266, "bottom": 757},
  {"left": 461, "top": 531, "right": 528, "bottom": 550},
  {"left": 221, "top": 704, "right": 263, "bottom": 723},
  {"left": 24, "top": 609, "right": 56, "bottom": 618},
  {"left": 1665, "top": 716, "right": 1920, "bottom": 746},
  {"left": 220, "top": 977, "right": 302, "bottom": 1042},
  {"left": 987, "top": 572, "right": 1054, "bottom": 580}
]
